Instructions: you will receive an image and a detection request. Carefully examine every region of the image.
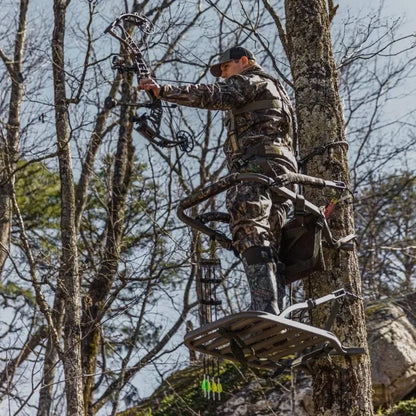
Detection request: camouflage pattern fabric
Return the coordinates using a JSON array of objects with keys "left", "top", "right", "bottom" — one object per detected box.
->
[
  {"left": 226, "top": 159, "right": 293, "bottom": 254},
  {"left": 160, "top": 64, "right": 297, "bottom": 252},
  {"left": 242, "top": 258, "right": 286, "bottom": 314},
  {"left": 226, "top": 161, "right": 292, "bottom": 315},
  {"left": 159, "top": 65, "right": 297, "bottom": 171},
  {"left": 159, "top": 64, "right": 297, "bottom": 313}
]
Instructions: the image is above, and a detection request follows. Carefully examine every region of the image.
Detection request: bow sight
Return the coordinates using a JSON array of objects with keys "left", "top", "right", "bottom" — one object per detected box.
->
[{"left": 104, "top": 13, "right": 194, "bottom": 153}]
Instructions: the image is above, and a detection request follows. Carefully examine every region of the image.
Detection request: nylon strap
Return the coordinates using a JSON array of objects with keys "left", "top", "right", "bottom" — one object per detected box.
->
[
  {"left": 227, "top": 112, "right": 239, "bottom": 152},
  {"left": 232, "top": 99, "right": 282, "bottom": 115}
]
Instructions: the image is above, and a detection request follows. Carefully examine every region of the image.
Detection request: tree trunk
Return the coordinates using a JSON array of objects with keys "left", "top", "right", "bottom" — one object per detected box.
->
[
  {"left": 0, "top": 0, "right": 29, "bottom": 276},
  {"left": 0, "top": 143, "right": 12, "bottom": 277},
  {"left": 284, "top": 1, "right": 373, "bottom": 414},
  {"left": 81, "top": 73, "right": 135, "bottom": 415},
  {"left": 36, "top": 293, "right": 65, "bottom": 416},
  {"left": 52, "top": 1, "right": 84, "bottom": 414}
]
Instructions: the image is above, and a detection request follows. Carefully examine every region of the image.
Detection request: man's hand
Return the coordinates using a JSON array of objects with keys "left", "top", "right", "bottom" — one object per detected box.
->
[{"left": 138, "top": 78, "right": 161, "bottom": 98}]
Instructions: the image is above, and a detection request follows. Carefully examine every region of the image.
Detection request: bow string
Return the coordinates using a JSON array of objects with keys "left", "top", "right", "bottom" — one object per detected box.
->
[{"left": 104, "top": 13, "right": 194, "bottom": 152}]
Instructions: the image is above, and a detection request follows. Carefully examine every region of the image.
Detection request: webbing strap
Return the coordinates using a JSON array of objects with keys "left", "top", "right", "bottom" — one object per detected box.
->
[
  {"left": 227, "top": 113, "right": 239, "bottom": 152},
  {"left": 232, "top": 99, "right": 282, "bottom": 115}
]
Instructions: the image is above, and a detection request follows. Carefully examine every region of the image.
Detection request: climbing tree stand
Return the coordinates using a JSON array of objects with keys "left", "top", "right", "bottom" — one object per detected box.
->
[
  {"left": 184, "top": 288, "right": 364, "bottom": 371},
  {"left": 178, "top": 172, "right": 364, "bottom": 370}
]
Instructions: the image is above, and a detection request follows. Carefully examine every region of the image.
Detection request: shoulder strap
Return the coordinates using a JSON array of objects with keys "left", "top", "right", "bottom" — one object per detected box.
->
[
  {"left": 232, "top": 99, "right": 282, "bottom": 115},
  {"left": 256, "top": 70, "right": 296, "bottom": 150}
]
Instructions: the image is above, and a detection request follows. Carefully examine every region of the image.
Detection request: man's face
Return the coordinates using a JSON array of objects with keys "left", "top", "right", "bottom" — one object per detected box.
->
[{"left": 220, "top": 58, "right": 245, "bottom": 79}]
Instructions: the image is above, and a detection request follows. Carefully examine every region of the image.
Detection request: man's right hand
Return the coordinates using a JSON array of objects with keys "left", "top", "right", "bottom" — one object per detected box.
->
[{"left": 138, "top": 78, "right": 161, "bottom": 98}]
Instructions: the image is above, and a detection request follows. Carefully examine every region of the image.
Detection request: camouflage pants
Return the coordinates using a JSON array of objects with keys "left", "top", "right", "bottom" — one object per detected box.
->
[
  {"left": 226, "top": 158, "right": 293, "bottom": 255},
  {"left": 226, "top": 157, "right": 295, "bottom": 314},
  {"left": 241, "top": 256, "right": 286, "bottom": 314}
]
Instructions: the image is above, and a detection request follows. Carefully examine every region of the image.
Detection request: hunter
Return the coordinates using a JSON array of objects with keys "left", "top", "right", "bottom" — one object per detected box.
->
[{"left": 139, "top": 46, "right": 297, "bottom": 315}]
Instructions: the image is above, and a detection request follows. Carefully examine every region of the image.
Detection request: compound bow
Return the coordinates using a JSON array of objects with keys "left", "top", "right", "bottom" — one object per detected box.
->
[{"left": 104, "top": 13, "right": 194, "bottom": 152}]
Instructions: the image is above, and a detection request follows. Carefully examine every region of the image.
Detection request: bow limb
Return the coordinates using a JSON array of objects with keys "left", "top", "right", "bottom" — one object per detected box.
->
[{"left": 105, "top": 13, "right": 194, "bottom": 152}]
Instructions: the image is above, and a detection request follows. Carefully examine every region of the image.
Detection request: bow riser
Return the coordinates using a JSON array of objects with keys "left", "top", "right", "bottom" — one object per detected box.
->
[{"left": 105, "top": 13, "right": 193, "bottom": 152}]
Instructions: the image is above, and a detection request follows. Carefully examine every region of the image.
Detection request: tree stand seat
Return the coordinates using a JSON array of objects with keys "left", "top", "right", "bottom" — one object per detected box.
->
[{"left": 184, "top": 289, "right": 365, "bottom": 371}]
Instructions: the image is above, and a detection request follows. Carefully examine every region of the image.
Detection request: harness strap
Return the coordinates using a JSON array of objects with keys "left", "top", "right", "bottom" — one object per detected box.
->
[
  {"left": 230, "top": 139, "right": 295, "bottom": 172},
  {"left": 232, "top": 99, "right": 282, "bottom": 115},
  {"left": 227, "top": 114, "right": 240, "bottom": 152}
]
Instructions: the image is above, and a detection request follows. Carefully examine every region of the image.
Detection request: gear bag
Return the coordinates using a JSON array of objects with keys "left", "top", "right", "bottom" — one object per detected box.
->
[{"left": 279, "top": 194, "right": 325, "bottom": 284}]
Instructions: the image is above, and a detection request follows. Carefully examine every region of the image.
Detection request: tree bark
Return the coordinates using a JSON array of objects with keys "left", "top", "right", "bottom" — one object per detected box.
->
[
  {"left": 36, "top": 293, "right": 65, "bottom": 416},
  {"left": 52, "top": 1, "right": 84, "bottom": 414},
  {"left": 0, "top": 0, "right": 29, "bottom": 276},
  {"left": 81, "top": 74, "right": 135, "bottom": 415},
  {"left": 284, "top": 1, "right": 373, "bottom": 414}
]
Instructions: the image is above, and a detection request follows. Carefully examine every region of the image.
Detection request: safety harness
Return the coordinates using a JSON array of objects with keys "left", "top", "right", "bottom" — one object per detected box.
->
[
  {"left": 233, "top": 98, "right": 283, "bottom": 115},
  {"left": 226, "top": 70, "right": 294, "bottom": 157}
]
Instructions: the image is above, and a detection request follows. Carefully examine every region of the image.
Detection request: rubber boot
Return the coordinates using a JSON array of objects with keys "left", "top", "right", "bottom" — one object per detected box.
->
[
  {"left": 275, "top": 260, "right": 287, "bottom": 311},
  {"left": 241, "top": 246, "right": 284, "bottom": 315}
]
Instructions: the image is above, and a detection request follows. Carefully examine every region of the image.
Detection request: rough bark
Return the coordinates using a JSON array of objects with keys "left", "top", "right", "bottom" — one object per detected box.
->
[
  {"left": 52, "top": 0, "right": 84, "bottom": 414},
  {"left": 0, "top": 0, "right": 29, "bottom": 276},
  {"left": 284, "top": 1, "right": 373, "bottom": 414},
  {"left": 36, "top": 293, "right": 65, "bottom": 416},
  {"left": 81, "top": 74, "right": 135, "bottom": 415}
]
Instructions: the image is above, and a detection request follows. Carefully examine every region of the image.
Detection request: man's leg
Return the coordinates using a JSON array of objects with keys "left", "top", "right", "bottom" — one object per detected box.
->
[
  {"left": 241, "top": 246, "right": 281, "bottom": 315},
  {"left": 226, "top": 183, "right": 284, "bottom": 314},
  {"left": 269, "top": 197, "right": 292, "bottom": 312}
]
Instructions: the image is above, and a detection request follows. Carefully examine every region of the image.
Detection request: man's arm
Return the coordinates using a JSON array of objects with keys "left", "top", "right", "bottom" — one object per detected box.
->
[{"left": 138, "top": 77, "right": 248, "bottom": 111}]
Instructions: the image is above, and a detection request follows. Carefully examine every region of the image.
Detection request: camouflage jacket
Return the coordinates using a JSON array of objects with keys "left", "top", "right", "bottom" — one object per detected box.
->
[{"left": 159, "top": 65, "right": 297, "bottom": 170}]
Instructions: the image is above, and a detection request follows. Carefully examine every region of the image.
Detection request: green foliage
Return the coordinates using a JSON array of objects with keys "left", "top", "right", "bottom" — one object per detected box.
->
[
  {"left": 117, "top": 361, "right": 251, "bottom": 416},
  {"left": 14, "top": 161, "right": 61, "bottom": 231},
  {"left": 378, "top": 398, "right": 416, "bottom": 416},
  {"left": 0, "top": 281, "right": 35, "bottom": 305}
]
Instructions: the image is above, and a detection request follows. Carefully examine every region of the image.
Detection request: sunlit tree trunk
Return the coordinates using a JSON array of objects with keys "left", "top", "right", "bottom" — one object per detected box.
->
[
  {"left": 285, "top": 0, "right": 373, "bottom": 414},
  {"left": 52, "top": 0, "right": 84, "bottom": 414},
  {"left": 36, "top": 294, "right": 65, "bottom": 416},
  {"left": 81, "top": 70, "right": 136, "bottom": 415},
  {"left": 0, "top": 0, "right": 29, "bottom": 275}
]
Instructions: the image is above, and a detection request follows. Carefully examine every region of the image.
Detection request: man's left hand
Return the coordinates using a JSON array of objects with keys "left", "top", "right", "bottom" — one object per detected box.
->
[{"left": 138, "top": 78, "right": 161, "bottom": 98}]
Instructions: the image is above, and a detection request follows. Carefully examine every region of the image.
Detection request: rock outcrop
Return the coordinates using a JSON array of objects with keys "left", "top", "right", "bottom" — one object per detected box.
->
[{"left": 368, "top": 293, "right": 416, "bottom": 407}]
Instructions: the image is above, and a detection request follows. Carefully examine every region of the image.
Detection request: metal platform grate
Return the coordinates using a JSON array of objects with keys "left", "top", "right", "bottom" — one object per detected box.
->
[{"left": 184, "top": 311, "right": 363, "bottom": 370}]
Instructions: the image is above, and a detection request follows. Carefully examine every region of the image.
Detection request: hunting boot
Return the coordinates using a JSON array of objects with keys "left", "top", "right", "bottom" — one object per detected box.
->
[
  {"left": 241, "top": 246, "right": 284, "bottom": 315},
  {"left": 275, "top": 260, "right": 287, "bottom": 311}
]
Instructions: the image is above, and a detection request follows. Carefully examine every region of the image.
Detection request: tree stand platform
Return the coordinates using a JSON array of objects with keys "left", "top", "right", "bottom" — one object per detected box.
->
[{"left": 184, "top": 289, "right": 365, "bottom": 371}]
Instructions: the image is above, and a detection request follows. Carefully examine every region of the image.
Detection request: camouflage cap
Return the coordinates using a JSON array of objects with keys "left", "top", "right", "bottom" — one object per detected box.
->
[{"left": 210, "top": 47, "right": 255, "bottom": 77}]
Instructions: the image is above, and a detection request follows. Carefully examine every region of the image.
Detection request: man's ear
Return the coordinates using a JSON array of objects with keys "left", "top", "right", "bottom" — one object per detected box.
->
[{"left": 241, "top": 56, "right": 249, "bottom": 66}]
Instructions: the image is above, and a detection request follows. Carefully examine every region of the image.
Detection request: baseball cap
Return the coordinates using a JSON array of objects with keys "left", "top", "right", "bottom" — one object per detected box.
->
[{"left": 210, "top": 47, "right": 255, "bottom": 77}]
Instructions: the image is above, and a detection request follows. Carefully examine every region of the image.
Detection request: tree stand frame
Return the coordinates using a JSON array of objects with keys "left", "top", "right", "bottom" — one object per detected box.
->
[
  {"left": 184, "top": 289, "right": 365, "bottom": 371},
  {"left": 178, "top": 172, "right": 364, "bottom": 370}
]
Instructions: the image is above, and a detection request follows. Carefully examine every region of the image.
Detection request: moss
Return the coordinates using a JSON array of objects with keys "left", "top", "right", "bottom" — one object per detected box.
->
[
  {"left": 377, "top": 398, "right": 416, "bottom": 416},
  {"left": 117, "top": 360, "right": 275, "bottom": 416},
  {"left": 365, "top": 302, "right": 385, "bottom": 317}
]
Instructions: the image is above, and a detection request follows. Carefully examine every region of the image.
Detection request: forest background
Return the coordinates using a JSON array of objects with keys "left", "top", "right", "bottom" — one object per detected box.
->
[{"left": 0, "top": 0, "right": 415, "bottom": 415}]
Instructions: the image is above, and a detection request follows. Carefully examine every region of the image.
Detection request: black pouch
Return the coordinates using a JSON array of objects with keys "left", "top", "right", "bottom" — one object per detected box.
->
[{"left": 279, "top": 195, "right": 325, "bottom": 284}]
